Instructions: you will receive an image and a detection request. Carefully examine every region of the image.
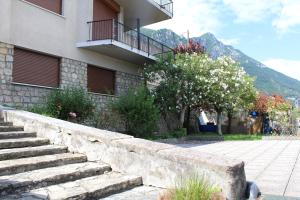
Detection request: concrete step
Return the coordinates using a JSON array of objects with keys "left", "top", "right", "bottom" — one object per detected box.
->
[
  {"left": 0, "top": 145, "right": 67, "bottom": 161},
  {"left": 0, "top": 138, "right": 49, "bottom": 149},
  {"left": 4, "top": 172, "right": 142, "bottom": 200},
  {"left": 0, "top": 162, "right": 112, "bottom": 196},
  {"left": 101, "top": 186, "right": 165, "bottom": 200},
  {"left": 0, "top": 122, "right": 13, "bottom": 126},
  {"left": 0, "top": 131, "right": 36, "bottom": 139},
  {"left": 0, "top": 126, "right": 23, "bottom": 132},
  {"left": 0, "top": 153, "right": 87, "bottom": 176}
]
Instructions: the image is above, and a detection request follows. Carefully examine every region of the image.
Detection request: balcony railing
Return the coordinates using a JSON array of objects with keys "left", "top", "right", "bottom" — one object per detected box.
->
[
  {"left": 87, "top": 19, "right": 173, "bottom": 59},
  {"left": 152, "top": 0, "right": 173, "bottom": 16}
]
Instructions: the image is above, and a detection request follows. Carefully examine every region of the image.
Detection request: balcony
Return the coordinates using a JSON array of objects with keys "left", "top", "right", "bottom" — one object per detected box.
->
[
  {"left": 114, "top": 0, "right": 173, "bottom": 28},
  {"left": 77, "top": 19, "right": 173, "bottom": 64},
  {"left": 152, "top": 0, "right": 173, "bottom": 16}
]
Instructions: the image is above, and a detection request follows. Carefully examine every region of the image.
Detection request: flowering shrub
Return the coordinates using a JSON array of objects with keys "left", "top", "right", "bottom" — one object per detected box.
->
[{"left": 253, "top": 93, "right": 295, "bottom": 135}]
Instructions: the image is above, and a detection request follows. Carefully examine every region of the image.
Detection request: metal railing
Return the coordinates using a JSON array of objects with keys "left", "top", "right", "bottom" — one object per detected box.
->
[
  {"left": 87, "top": 19, "right": 173, "bottom": 59},
  {"left": 152, "top": 0, "right": 173, "bottom": 16}
]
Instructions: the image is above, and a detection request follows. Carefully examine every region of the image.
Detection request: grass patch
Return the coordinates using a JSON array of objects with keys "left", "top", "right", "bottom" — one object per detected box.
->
[
  {"left": 160, "top": 176, "right": 222, "bottom": 200},
  {"left": 146, "top": 128, "right": 187, "bottom": 140},
  {"left": 223, "top": 134, "right": 262, "bottom": 141},
  {"left": 188, "top": 132, "right": 262, "bottom": 141}
]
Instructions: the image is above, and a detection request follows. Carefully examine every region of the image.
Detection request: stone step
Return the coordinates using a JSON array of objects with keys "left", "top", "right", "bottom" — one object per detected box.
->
[
  {"left": 0, "top": 162, "right": 112, "bottom": 196},
  {"left": 0, "top": 122, "right": 13, "bottom": 126},
  {"left": 0, "top": 153, "right": 87, "bottom": 176},
  {"left": 101, "top": 186, "right": 165, "bottom": 200},
  {"left": 4, "top": 172, "right": 142, "bottom": 200},
  {"left": 0, "top": 145, "right": 67, "bottom": 161},
  {"left": 0, "top": 131, "right": 36, "bottom": 139},
  {"left": 0, "top": 138, "right": 49, "bottom": 149},
  {"left": 0, "top": 126, "right": 23, "bottom": 132}
]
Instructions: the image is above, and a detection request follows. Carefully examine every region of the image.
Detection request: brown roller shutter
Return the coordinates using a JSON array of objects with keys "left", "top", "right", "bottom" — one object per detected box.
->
[
  {"left": 87, "top": 65, "right": 115, "bottom": 94},
  {"left": 13, "top": 48, "right": 60, "bottom": 88},
  {"left": 25, "top": 0, "right": 62, "bottom": 15}
]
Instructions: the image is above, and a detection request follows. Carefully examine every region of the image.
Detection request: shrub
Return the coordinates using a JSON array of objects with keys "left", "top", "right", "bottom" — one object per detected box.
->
[
  {"left": 28, "top": 105, "right": 52, "bottom": 117},
  {"left": 45, "top": 88, "right": 94, "bottom": 122},
  {"left": 111, "top": 86, "right": 160, "bottom": 138},
  {"left": 159, "top": 176, "right": 222, "bottom": 200},
  {"left": 87, "top": 109, "right": 125, "bottom": 132}
]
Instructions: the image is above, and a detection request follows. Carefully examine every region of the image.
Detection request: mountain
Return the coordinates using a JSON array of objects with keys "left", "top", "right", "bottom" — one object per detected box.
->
[{"left": 142, "top": 28, "right": 300, "bottom": 98}]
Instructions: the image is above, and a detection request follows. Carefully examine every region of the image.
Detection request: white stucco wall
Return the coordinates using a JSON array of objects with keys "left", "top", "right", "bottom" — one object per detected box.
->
[{"left": 0, "top": 0, "right": 139, "bottom": 74}]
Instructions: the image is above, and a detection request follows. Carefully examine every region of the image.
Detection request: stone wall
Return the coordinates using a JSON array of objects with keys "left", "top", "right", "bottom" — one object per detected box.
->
[
  {"left": 60, "top": 58, "right": 87, "bottom": 89},
  {"left": 3, "top": 110, "right": 247, "bottom": 200},
  {"left": 0, "top": 41, "right": 143, "bottom": 109},
  {"left": 115, "top": 71, "right": 143, "bottom": 95}
]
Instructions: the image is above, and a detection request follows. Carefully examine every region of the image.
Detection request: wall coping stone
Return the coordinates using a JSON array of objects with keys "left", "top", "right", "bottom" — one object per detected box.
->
[{"left": 2, "top": 109, "right": 247, "bottom": 200}]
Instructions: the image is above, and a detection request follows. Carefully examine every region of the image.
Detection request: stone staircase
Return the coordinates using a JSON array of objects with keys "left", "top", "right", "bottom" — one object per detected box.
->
[{"left": 0, "top": 117, "right": 143, "bottom": 199}]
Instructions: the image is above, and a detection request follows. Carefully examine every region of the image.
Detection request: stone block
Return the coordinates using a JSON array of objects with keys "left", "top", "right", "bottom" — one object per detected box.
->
[{"left": 0, "top": 47, "right": 8, "bottom": 55}]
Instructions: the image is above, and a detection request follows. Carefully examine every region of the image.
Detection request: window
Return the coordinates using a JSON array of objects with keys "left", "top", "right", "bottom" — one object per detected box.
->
[
  {"left": 87, "top": 65, "right": 115, "bottom": 94},
  {"left": 25, "top": 0, "right": 62, "bottom": 15},
  {"left": 13, "top": 48, "right": 60, "bottom": 88}
]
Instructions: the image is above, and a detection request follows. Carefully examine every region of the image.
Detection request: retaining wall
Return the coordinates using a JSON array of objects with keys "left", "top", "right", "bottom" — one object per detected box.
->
[{"left": 2, "top": 109, "right": 247, "bottom": 200}]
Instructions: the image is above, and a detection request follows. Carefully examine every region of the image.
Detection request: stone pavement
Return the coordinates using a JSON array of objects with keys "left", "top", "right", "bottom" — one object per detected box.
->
[{"left": 172, "top": 140, "right": 300, "bottom": 198}]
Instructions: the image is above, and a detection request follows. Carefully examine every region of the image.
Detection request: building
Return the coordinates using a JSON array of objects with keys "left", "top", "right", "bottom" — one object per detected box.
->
[{"left": 0, "top": 0, "right": 173, "bottom": 108}]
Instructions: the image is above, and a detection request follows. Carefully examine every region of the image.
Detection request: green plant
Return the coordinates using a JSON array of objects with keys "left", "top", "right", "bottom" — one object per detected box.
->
[
  {"left": 161, "top": 175, "right": 221, "bottom": 200},
  {"left": 46, "top": 88, "right": 94, "bottom": 122},
  {"left": 88, "top": 108, "right": 125, "bottom": 132},
  {"left": 169, "top": 128, "right": 187, "bottom": 138},
  {"left": 28, "top": 105, "right": 52, "bottom": 117},
  {"left": 111, "top": 86, "right": 160, "bottom": 138}
]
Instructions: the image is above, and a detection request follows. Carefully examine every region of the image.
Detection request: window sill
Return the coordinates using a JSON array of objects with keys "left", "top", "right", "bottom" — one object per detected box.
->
[
  {"left": 20, "top": 0, "right": 65, "bottom": 19},
  {"left": 11, "top": 82, "right": 58, "bottom": 90},
  {"left": 88, "top": 92, "right": 115, "bottom": 98}
]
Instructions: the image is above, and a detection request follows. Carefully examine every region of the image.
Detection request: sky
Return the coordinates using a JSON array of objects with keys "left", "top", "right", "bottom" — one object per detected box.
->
[{"left": 147, "top": 0, "right": 300, "bottom": 81}]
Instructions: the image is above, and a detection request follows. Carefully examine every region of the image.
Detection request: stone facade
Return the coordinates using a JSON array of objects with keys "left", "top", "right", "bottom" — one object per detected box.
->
[
  {"left": 0, "top": 42, "right": 143, "bottom": 109},
  {"left": 115, "top": 71, "right": 143, "bottom": 95},
  {"left": 91, "top": 93, "right": 116, "bottom": 110},
  {"left": 60, "top": 58, "right": 87, "bottom": 89}
]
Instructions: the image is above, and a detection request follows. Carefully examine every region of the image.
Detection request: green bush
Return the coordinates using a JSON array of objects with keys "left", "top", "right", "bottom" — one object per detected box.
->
[
  {"left": 28, "top": 105, "right": 52, "bottom": 117},
  {"left": 162, "top": 176, "right": 221, "bottom": 200},
  {"left": 111, "top": 86, "right": 160, "bottom": 138},
  {"left": 169, "top": 128, "right": 187, "bottom": 138},
  {"left": 87, "top": 108, "right": 125, "bottom": 132},
  {"left": 45, "top": 88, "right": 94, "bottom": 122}
]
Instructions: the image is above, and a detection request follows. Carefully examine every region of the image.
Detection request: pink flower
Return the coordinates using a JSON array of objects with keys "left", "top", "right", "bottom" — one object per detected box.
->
[{"left": 69, "top": 112, "right": 77, "bottom": 118}]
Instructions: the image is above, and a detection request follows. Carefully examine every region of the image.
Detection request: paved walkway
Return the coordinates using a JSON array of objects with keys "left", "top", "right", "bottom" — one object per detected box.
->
[{"left": 173, "top": 140, "right": 300, "bottom": 198}]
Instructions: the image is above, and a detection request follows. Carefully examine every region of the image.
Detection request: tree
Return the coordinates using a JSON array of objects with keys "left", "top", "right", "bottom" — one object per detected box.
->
[
  {"left": 205, "top": 57, "right": 256, "bottom": 135},
  {"left": 144, "top": 53, "right": 212, "bottom": 131},
  {"left": 225, "top": 75, "right": 257, "bottom": 133}
]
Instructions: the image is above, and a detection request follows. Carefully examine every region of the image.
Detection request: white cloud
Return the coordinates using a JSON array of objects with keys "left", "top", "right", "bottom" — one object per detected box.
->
[
  {"left": 147, "top": 0, "right": 222, "bottom": 37},
  {"left": 219, "top": 38, "right": 240, "bottom": 45},
  {"left": 223, "top": 0, "right": 281, "bottom": 23},
  {"left": 222, "top": 0, "right": 300, "bottom": 33},
  {"left": 263, "top": 59, "right": 300, "bottom": 81},
  {"left": 147, "top": 0, "right": 300, "bottom": 37},
  {"left": 272, "top": 0, "right": 300, "bottom": 33}
]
